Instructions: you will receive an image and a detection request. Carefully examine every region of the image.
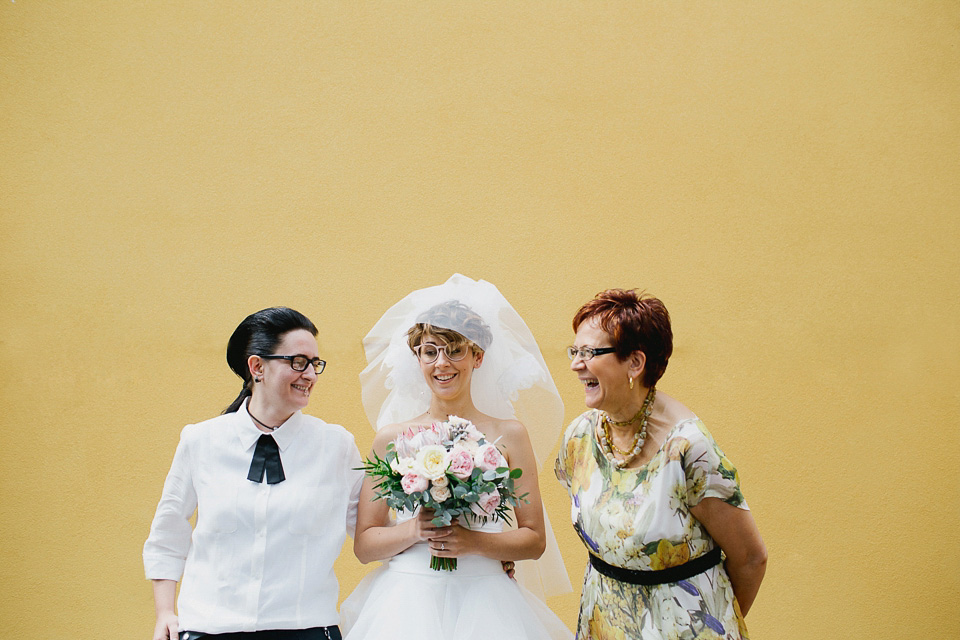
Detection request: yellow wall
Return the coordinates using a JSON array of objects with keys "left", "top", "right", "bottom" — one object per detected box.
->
[{"left": 2, "top": 2, "right": 957, "bottom": 638}]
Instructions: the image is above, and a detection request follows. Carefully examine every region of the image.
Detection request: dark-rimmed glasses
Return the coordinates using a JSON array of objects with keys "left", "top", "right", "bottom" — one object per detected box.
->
[
  {"left": 414, "top": 343, "right": 469, "bottom": 363},
  {"left": 259, "top": 354, "right": 326, "bottom": 374},
  {"left": 566, "top": 346, "right": 616, "bottom": 361}
]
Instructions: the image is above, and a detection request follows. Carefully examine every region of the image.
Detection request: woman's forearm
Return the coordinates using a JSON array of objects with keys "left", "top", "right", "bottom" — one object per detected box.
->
[
  {"left": 354, "top": 520, "right": 419, "bottom": 564},
  {"left": 689, "top": 498, "right": 767, "bottom": 616},
  {"left": 724, "top": 550, "right": 767, "bottom": 615},
  {"left": 153, "top": 579, "right": 177, "bottom": 616},
  {"left": 151, "top": 580, "right": 179, "bottom": 640},
  {"left": 468, "top": 526, "right": 545, "bottom": 561},
  {"left": 357, "top": 517, "right": 546, "bottom": 564}
]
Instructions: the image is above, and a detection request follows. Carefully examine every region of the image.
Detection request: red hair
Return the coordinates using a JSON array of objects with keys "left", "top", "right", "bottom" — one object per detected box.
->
[{"left": 572, "top": 289, "right": 673, "bottom": 388}]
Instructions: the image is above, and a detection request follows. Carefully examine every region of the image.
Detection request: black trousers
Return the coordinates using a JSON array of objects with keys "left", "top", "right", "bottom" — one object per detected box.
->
[{"left": 179, "top": 627, "right": 341, "bottom": 640}]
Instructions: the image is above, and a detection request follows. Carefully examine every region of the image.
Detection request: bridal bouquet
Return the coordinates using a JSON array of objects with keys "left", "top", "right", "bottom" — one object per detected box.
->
[{"left": 358, "top": 415, "right": 526, "bottom": 571}]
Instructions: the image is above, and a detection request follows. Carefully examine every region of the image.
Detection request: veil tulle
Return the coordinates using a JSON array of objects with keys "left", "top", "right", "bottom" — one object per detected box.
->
[{"left": 359, "top": 274, "right": 572, "bottom": 598}]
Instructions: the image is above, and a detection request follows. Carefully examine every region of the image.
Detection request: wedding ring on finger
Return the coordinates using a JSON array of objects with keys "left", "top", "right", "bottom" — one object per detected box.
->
[{"left": 440, "top": 543, "right": 445, "bottom": 551}]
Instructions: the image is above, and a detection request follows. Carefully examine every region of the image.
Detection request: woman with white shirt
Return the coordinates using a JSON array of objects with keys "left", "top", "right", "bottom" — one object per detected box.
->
[{"left": 144, "top": 307, "right": 363, "bottom": 640}]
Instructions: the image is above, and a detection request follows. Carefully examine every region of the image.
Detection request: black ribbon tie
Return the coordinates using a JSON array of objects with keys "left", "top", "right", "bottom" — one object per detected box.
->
[{"left": 247, "top": 433, "right": 286, "bottom": 484}]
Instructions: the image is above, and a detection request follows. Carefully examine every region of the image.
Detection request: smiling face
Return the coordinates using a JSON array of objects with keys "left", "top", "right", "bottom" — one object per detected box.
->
[
  {"left": 251, "top": 328, "right": 319, "bottom": 417},
  {"left": 416, "top": 330, "right": 483, "bottom": 403},
  {"left": 570, "top": 317, "right": 634, "bottom": 415}
]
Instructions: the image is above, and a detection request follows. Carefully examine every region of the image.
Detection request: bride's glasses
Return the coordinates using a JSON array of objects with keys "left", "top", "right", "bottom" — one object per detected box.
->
[{"left": 415, "top": 343, "right": 469, "bottom": 363}]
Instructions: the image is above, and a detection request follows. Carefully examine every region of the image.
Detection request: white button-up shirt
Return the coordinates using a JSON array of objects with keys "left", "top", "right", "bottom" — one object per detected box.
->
[{"left": 143, "top": 401, "right": 363, "bottom": 634}]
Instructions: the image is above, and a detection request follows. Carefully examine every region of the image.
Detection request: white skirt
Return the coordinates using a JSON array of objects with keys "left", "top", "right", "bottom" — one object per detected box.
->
[{"left": 341, "top": 542, "right": 572, "bottom": 640}]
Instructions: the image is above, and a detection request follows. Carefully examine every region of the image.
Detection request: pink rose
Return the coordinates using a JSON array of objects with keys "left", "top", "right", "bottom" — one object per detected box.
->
[
  {"left": 474, "top": 444, "right": 502, "bottom": 472},
  {"left": 449, "top": 448, "right": 475, "bottom": 479},
  {"left": 401, "top": 473, "right": 429, "bottom": 495},
  {"left": 470, "top": 490, "right": 502, "bottom": 517}
]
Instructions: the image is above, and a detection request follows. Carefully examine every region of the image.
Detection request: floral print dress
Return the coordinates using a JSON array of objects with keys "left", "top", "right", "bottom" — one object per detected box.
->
[{"left": 556, "top": 410, "right": 750, "bottom": 640}]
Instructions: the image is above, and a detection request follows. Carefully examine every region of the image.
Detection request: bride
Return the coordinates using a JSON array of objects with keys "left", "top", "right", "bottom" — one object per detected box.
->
[{"left": 341, "top": 274, "right": 572, "bottom": 640}]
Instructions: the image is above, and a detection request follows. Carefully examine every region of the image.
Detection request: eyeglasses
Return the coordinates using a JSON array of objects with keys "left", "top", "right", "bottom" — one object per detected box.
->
[
  {"left": 566, "top": 346, "right": 616, "bottom": 361},
  {"left": 259, "top": 354, "right": 326, "bottom": 374},
  {"left": 414, "top": 343, "right": 469, "bottom": 363}
]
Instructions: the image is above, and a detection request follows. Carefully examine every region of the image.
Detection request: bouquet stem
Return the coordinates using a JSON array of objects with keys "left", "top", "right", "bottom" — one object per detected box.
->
[{"left": 430, "top": 555, "right": 458, "bottom": 571}]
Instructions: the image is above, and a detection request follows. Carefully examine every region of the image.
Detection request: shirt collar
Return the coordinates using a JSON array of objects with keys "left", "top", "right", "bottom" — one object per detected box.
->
[{"left": 235, "top": 399, "right": 304, "bottom": 452}]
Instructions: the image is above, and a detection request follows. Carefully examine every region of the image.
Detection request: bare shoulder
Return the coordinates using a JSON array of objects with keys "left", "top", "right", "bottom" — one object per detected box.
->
[
  {"left": 370, "top": 420, "right": 416, "bottom": 454},
  {"left": 655, "top": 391, "right": 698, "bottom": 425},
  {"left": 493, "top": 417, "right": 528, "bottom": 440},
  {"left": 474, "top": 415, "right": 526, "bottom": 442},
  {"left": 476, "top": 416, "right": 533, "bottom": 464}
]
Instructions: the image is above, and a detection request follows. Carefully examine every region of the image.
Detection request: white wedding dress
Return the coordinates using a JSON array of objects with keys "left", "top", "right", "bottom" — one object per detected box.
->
[
  {"left": 340, "top": 511, "right": 572, "bottom": 640},
  {"left": 347, "top": 276, "right": 573, "bottom": 640}
]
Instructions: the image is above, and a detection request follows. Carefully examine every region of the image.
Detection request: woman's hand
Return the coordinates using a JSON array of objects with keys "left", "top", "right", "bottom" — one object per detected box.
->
[
  {"left": 151, "top": 579, "right": 178, "bottom": 640},
  {"left": 427, "top": 520, "right": 480, "bottom": 557},
  {"left": 355, "top": 428, "right": 436, "bottom": 563},
  {"left": 411, "top": 509, "right": 454, "bottom": 545},
  {"left": 152, "top": 611, "right": 178, "bottom": 640}
]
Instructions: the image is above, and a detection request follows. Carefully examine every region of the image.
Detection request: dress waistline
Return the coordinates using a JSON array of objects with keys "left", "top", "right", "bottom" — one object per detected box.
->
[
  {"left": 588, "top": 546, "right": 722, "bottom": 586},
  {"left": 386, "top": 541, "right": 505, "bottom": 577},
  {"left": 179, "top": 626, "right": 340, "bottom": 640}
]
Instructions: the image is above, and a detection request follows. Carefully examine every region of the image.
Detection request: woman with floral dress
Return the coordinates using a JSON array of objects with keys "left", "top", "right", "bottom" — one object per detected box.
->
[{"left": 556, "top": 289, "right": 767, "bottom": 640}]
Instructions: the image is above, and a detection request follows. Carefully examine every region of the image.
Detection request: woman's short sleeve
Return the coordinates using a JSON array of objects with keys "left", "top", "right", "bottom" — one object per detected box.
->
[
  {"left": 555, "top": 412, "right": 591, "bottom": 490},
  {"left": 683, "top": 421, "right": 747, "bottom": 509},
  {"left": 555, "top": 430, "right": 573, "bottom": 490}
]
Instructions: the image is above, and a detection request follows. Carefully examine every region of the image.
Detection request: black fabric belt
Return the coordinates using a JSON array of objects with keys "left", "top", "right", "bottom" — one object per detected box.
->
[{"left": 588, "top": 545, "right": 722, "bottom": 586}]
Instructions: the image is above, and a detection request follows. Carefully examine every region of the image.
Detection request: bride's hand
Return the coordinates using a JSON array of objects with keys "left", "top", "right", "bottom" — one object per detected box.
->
[
  {"left": 410, "top": 509, "right": 452, "bottom": 544},
  {"left": 428, "top": 521, "right": 477, "bottom": 557}
]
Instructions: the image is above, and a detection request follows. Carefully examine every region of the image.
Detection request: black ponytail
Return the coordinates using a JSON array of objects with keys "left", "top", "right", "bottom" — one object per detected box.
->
[{"left": 223, "top": 307, "right": 318, "bottom": 414}]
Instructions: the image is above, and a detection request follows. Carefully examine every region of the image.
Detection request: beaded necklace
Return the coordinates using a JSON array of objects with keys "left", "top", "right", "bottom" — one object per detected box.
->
[{"left": 597, "top": 386, "right": 656, "bottom": 469}]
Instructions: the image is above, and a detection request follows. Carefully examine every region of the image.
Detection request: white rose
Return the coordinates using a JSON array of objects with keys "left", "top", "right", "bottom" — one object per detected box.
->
[
  {"left": 430, "top": 484, "right": 452, "bottom": 502},
  {"left": 414, "top": 444, "right": 450, "bottom": 480}
]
